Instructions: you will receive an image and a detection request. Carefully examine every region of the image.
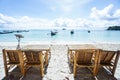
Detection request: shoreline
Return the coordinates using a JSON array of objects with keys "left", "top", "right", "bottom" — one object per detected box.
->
[{"left": 1, "top": 41, "right": 120, "bottom": 46}]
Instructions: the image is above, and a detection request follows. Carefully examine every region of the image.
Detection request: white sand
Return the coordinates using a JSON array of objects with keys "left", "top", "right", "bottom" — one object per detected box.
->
[
  {"left": 0, "top": 43, "right": 120, "bottom": 80},
  {"left": 43, "top": 45, "right": 74, "bottom": 80}
]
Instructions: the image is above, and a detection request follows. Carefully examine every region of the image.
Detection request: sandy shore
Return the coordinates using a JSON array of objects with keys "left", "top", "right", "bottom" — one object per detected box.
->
[{"left": 0, "top": 43, "right": 120, "bottom": 80}]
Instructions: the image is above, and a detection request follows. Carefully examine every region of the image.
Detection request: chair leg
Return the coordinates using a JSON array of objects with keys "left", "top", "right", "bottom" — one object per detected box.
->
[
  {"left": 45, "top": 53, "right": 48, "bottom": 66},
  {"left": 74, "top": 64, "right": 76, "bottom": 77},
  {"left": 3, "top": 49, "right": 8, "bottom": 76},
  {"left": 93, "top": 64, "right": 98, "bottom": 76},
  {"left": 21, "top": 66, "right": 25, "bottom": 75},
  {"left": 21, "top": 65, "right": 28, "bottom": 76},
  {"left": 96, "top": 65, "right": 99, "bottom": 76},
  {"left": 40, "top": 64, "right": 44, "bottom": 77},
  {"left": 4, "top": 65, "right": 8, "bottom": 76}
]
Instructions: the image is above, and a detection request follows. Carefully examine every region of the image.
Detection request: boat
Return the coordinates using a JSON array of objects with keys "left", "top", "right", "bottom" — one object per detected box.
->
[
  {"left": 88, "top": 30, "right": 90, "bottom": 33},
  {"left": 0, "top": 31, "right": 13, "bottom": 34},
  {"left": 62, "top": 28, "right": 66, "bottom": 30},
  {"left": 70, "top": 30, "right": 74, "bottom": 34},
  {"left": 51, "top": 30, "right": 58, "bottom": 36},
  {"left": 16, "top": 30, "right": 29, "bottom": 33}
]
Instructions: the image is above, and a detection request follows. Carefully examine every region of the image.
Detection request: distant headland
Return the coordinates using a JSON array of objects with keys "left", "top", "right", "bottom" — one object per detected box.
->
[
  {"left": 0, "top": 30, "right": 29, "bottom": 34},
  {"left": 107, "top": 26, "right": 120, "bottom": 30}
]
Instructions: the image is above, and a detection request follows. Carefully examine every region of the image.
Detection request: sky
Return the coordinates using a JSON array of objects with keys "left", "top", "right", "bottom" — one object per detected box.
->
[{"left": 0, "top": 0, "right": 120, "bottom": 30}]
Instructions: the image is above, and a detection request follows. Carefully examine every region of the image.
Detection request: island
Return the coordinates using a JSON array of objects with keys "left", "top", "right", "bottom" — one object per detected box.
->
[{"left": 107, "top": 26, "right": 120, "bottom": 30}]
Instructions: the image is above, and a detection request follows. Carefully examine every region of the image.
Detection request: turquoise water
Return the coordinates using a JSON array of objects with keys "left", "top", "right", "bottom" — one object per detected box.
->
[{"left": 0, "top": 29, "right": 120, "bottom": 43}]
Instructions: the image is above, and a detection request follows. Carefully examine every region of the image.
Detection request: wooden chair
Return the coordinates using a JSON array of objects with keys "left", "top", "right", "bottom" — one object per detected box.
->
[
  {"left": 98, "top": 50, "right": 120, "bottom": 76},
  {"left": 69, "top": 49, "right": 99, "bottom": 77},
  {"left": 2, "top": 49, "right": 23, "bottom": 76},
  {"left": 21, "top": 49, "right": 50, "bottom": 77}
]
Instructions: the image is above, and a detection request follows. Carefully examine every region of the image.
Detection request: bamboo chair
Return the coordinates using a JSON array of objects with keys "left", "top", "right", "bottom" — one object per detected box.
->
[
  {"left": 98, "top": 50, "right": 120, "bottom": 76},
  {"left": 2, "top": 49, "right": 23, "bottom": 76},
  {"left": 70, "top": 49, "right": 99, "bottom": 77},
  {"left": 22, "top": 50, "right": 50, "bottom": 77}
]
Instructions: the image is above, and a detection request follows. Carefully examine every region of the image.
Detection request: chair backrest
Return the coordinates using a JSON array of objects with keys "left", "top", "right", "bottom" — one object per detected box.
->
[
  {"left": 74, "top": 49, "right": 98, "bottom": 65},
  {"left": 3, "top": 49, "right": 20, "bottom": 64},
  {"left": 99, "top": 50, "right": 117, "bottom": 64},
  {"left": 23, "top": 50, "right": 43, "bottom": 64},
  {"left": 99, "top": 50, "right": 120, "bottom": 76}
]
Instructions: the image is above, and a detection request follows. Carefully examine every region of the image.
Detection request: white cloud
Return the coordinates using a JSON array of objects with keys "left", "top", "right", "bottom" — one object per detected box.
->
[
  {"left": 0, "top": 13, "right": 56, "bottom": 29},
  {"left": 0, "top": 13, "right": 92, "bottom": 29},
  {"left": 90, "top": 4, "right": 120, "bottom": 20},
  {"left": 53, "top": 18, "right": 76, "bottom": 27},
  {"left": 18, "top": 16, "right": 32, "bottom": 23},
  {"left": 0, "top": 13, "right": 17, "bottom": 23},
  {"left": 89, "top": 4, "right": 120, "bottom": 28}
]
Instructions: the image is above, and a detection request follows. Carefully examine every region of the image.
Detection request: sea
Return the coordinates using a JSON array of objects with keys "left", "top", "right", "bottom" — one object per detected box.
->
[{"left": 0, "top": 29, "right": 120, "bottom": 44}]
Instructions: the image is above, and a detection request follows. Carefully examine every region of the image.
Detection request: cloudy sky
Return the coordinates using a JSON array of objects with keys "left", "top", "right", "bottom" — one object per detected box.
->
[{"left": 0, "top": 0, "right": 120, "bottom": 29}]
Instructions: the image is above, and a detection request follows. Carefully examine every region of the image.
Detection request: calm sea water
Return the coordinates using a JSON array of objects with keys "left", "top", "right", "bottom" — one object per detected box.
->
[{"left": 0, "top": 29, "right": 120, "bottom": 43}]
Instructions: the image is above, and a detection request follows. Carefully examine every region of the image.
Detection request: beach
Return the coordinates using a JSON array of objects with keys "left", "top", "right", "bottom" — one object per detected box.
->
[
  {"left": 0, "top": 43, "right": 120, "bottom": 80},
  {"left": 1, "top": 0, "right": 120, "bottom": 79}
]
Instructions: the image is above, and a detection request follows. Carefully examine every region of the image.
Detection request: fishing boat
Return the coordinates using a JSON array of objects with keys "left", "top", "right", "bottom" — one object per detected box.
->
[{"left": 51, "top": 30, "right": 58, "bottom": 36}]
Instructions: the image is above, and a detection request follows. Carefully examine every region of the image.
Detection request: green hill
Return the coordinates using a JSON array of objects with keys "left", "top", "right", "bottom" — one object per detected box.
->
[{"left": 107, "top": 26, "right": 120, "bottom": 30}]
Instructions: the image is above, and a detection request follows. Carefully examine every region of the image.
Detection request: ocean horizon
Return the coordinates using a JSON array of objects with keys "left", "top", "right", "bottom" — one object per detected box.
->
[{"left": 0, "top": 29, "right": 120, "bottom": 45}]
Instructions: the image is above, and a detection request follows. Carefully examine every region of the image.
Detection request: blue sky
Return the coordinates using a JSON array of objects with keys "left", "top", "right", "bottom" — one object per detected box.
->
[{"left": 0, "top": 0, "right": 120, "bottom": 29}]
